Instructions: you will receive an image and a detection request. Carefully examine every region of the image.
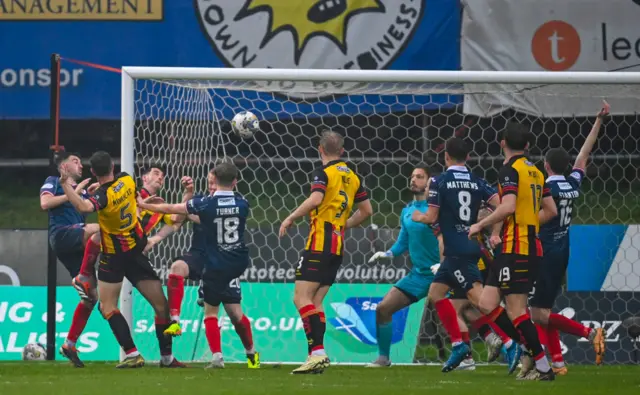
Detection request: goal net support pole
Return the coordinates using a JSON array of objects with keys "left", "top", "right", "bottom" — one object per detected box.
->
[{"left": 119, "top": 67, "right": 640, "bottom": 364}]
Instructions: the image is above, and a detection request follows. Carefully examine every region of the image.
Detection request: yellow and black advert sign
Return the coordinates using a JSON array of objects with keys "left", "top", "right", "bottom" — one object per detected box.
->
[{"left": 0, "top": 0, "right": 163, "bottom": 21}]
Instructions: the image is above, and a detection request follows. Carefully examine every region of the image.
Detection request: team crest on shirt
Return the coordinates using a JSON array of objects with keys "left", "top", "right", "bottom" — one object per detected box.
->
[{"left": 194, "top": 0, "right": 423, "bottom": 99}]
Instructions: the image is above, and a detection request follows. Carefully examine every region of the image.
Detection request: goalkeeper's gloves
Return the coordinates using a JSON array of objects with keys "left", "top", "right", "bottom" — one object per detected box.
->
[
  {"left": 368, "top": 250, "right": 393, "bottom": 263},
  {"left": 430, "top": 263, "right": 441, "bottom": 275}
]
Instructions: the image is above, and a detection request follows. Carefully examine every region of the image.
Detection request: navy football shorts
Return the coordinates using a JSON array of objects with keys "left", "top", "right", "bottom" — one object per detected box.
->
[
  {"left": 202, "top": 264, "right": 247, "bottom": 306},
  {"left": 173, "top": 250, "right": 206, "bottom": 281},
  {"left": 50, "top": 224, "right": 85, "bottom": 278},
  {"left": 529, "top": 250, "right": 569, "bottom": 309},
  {"left": 434, "top": 256, "right": 483, "bottom": 297}
]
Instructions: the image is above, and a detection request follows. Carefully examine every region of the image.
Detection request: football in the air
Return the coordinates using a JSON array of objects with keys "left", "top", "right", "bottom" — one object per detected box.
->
[
  {"left": 22, "top": 343, "right": 47, "bottom": 361},
  {"left": 231, "top": 111, "right": 259, "bottom": 139}
]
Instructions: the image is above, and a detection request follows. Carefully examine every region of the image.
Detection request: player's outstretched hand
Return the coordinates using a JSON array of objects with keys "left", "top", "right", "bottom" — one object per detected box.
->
[
  {"left": 368, "top": 251, "right": 392, "bottom": 263},
  {"left": 489, "top": 235, "right": 501, "bottom": 249},
  {"left": 59, "top": 163, "right": 70, "bottom": 184},
  {"left": 144, "top": 236, "right": 159, "bottom": 253},
  {"left": 279, "top": 217, "right": 293, "bottom": 238},
  {"left": 181, "top": 176, "right": 194, "bottom": 192},
  {"left": 468, "top": 223, "right": 482, "bottom": 239},
  {"left": 74, "top": 178, "right": 91, "bottom": 194},
  {"left": 87, "top": 182, "right": 100, "bottom": 194},
  {"left": 430, "top": 263, "right": 441, "bottom": 275},
  {"left": 598, "top": 100, "right": 610, "bottom": 119}
]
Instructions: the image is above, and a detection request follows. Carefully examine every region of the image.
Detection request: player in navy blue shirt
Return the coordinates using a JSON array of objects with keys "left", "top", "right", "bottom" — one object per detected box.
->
[
  {"left": 137, "top": 162, "right": 258, "bottom": 369},
  {"left": 39, "top": 151, "right": 102, "bottom": 367},
  {"left": 530, "top": 102, "right": 609, "bottom": 372},
  {"left": 412, "top": 138, "right": 522, "bottom": 373},
  {"left": 165, "top": 173, "right": 216, "bottom": 326}
]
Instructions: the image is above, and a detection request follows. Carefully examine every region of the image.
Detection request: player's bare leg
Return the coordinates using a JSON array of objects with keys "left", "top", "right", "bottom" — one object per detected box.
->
[
  {"left": 365, "top": 287, "right": 411, "bottom": 367},
  {"left": 452, "top": 300, "right": 476, "bottom": 371},
  {"left": 458, "top": 299, "right": 505, "bottom": 364},
  {"left": 165, "top": 259, "right": 189, "bottom": 335},
  {"left": 428, "top": 282, "right": 469, "bottom": 372},
  {"left": 292, "top": 281, "right": 330, "bottom": 374},
  {"left": 531, "top": 306, "right": 605, "bottom": 368},
  {"left": 224, "top": 303, "right": 259, "bottom": 368},
  {"left": 99, "top": 281, "right": 144, "bottom": 368},
  {"left": 136, "top": 279, "right": 185, "bottom": 368},
  {"left": 203, "top": 303, "right": 225, "bottom": 368}
]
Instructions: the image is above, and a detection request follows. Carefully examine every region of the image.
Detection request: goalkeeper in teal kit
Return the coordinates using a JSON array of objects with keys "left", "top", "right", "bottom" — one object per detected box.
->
[{"left": 366, "top": 165, "right": 441, "bottom": 367}]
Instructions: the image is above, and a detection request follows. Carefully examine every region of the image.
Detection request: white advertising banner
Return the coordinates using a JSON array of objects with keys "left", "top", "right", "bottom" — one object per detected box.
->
[{"left": 461, "top": 0, "right": 640, "bottom": 117}]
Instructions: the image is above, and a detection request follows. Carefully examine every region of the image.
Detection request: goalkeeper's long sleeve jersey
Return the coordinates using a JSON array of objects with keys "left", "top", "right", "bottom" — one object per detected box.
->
[{"left": 389, "top": 200, "right": 440, "bottom": 275}]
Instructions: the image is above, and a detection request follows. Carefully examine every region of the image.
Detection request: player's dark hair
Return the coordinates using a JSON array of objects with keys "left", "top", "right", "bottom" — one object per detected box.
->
[
  {"left": 445, "top": 138, "right": 470, "bottom": 163},
  {"left": 90, "top": 151, "right": 113, "bottom": 177},
  {"left": 140, "top": 163, "right": 165, "bottom": 177},
  {"left": 54, "top": 151, "right": 80, "bottom": 168},
  {"left": 213, "top": 162, "right": 238, "bottom": 187},
  {"left": 502, "top": 123, "right": 531, "bottom": 151},
  {"left": 545, "top": 148, "right": 571, "bottom": 174},
  {"left": 413, "top": 163, "right": 430, "bottom": 177},
  {"left": 319, "top": 130, "right": 344, "bottom": 156}
]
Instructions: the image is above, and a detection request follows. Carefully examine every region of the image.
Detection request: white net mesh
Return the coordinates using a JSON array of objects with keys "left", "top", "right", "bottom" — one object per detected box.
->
[{"left": 127, "top": 75, "right": 640, "bottom": 365}]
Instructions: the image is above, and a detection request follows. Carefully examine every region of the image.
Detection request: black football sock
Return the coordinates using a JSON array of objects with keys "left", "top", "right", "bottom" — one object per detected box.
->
[
  {"left": 155, "top": 318, "right": 173, "bottom": 357},
  {"left": 514, "top": 314, "right": 551, "bottom": 372},
  {"left": 107, "top": 311, "right": 136, "bottom": 354},
  {"left": 307, "top": 311, "right": 325, "bottom": 355},
  {"left": 493, "top": 309, "right": 522, "bottom": 343},
  {"left": 298, "top": 305, "right": 315, "bottom": 354},
  {"left": 477, "top": 324, "right": 492, "bottom": 339}
]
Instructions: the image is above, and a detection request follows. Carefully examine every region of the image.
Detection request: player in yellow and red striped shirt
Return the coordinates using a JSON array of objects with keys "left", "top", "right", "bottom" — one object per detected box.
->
[{"left": 279, "top": 130, "right": 372, "bottom": 374}]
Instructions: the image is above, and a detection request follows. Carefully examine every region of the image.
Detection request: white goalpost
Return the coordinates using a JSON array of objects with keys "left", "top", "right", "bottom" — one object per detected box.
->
[{"left": 119, "top": 68, "right": 640, "bottom": 364}]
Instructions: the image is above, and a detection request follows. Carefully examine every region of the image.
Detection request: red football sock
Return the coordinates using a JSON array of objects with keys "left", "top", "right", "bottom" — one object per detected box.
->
[
  {"left": 233, "top": 315, "right": 254, "bottom": 352},
  {"left": 204, "top": 316, "right": 221, "bottom": 354},
  {"left": 536, "top": 323, "right": 548, "bottom": 348},
  {"left": 434, "top": 299, "right": 462, "bottom": 343},
  {"left": 167, "top": 274, "right": 185, "bottom": 320},
  {"left": 66, "top": 302, "right": 93, "bottom": 344},
  {"left": 461, "top": 331, "right": 470, "bottom": 343},
  {"left": 488, "top": 321, "right": 512, "bottom": 344},
  {"left": 546, "top": 326, "right": 564, "bottom": 363},
  {"left": 549, "top": 313, "right": 591, "bottom": 338},
  {"left": 79, "top": 238, "right": 100, "bottom": 277}
]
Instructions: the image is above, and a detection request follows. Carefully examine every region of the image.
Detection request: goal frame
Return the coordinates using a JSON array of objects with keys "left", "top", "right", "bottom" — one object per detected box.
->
[{"left": 118, "top": 67, "right": 639, "bottom": 362}]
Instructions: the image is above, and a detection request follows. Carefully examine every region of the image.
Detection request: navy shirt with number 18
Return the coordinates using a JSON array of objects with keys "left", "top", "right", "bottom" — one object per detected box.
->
[
  {"left": 186, "top": 190, "right": 250, "bottom": 270},
  {"left": 428, "top": 166, "right": 497, "bottom": 257}
]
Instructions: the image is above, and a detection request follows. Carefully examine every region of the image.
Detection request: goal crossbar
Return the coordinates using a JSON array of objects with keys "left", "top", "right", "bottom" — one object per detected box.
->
[{"left": 121, "top": 67, "right": 640, "bottom": 84}]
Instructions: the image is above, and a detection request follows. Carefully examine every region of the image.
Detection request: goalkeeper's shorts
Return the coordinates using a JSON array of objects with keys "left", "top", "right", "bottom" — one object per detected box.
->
[{"left": 394, "top": 269, "right": 433, "bottom": 303}]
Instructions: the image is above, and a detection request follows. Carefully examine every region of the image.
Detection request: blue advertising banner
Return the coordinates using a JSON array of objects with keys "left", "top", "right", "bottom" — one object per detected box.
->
[{"left": 0, "top": 1, "right": 461, "bottom": 119}]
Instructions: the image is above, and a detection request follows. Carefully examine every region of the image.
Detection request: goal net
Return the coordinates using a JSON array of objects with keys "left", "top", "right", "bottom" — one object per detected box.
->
[{"left": 121, "top": 68, "right": 640, "bottom": 365}]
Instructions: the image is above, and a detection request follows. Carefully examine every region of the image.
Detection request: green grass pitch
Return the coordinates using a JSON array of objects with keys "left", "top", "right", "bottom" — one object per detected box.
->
[{"left": 0, "top": 362, "right": 638, "bottom": 395}]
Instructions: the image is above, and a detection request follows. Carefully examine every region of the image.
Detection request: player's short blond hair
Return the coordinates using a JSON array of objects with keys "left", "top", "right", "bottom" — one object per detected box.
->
[{"left": 319, "top": 130, "right": 344, "bottom": 156}]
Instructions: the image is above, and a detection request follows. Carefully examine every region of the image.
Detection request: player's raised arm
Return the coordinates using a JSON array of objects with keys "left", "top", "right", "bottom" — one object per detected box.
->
[
  {"left": 412, "top": 176, "right": 438, "bottom": 224},
  {"left": 469, "top": 166, "right": 518, "bottom": 238},
  {"left": 279, "top": 169, "right": 327, "bottom": 237},
  {"left": 59, "top": 166, "right": 96, "bottom": 214},
  {"left": 138, "top": 196, "right": 190, "bottom": 215},
  {"left": 170, "top": 176, "right": 195, "bottom": 225},
  {"left": 574, "top": 100, "right": 610, "bottom": 171}
]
